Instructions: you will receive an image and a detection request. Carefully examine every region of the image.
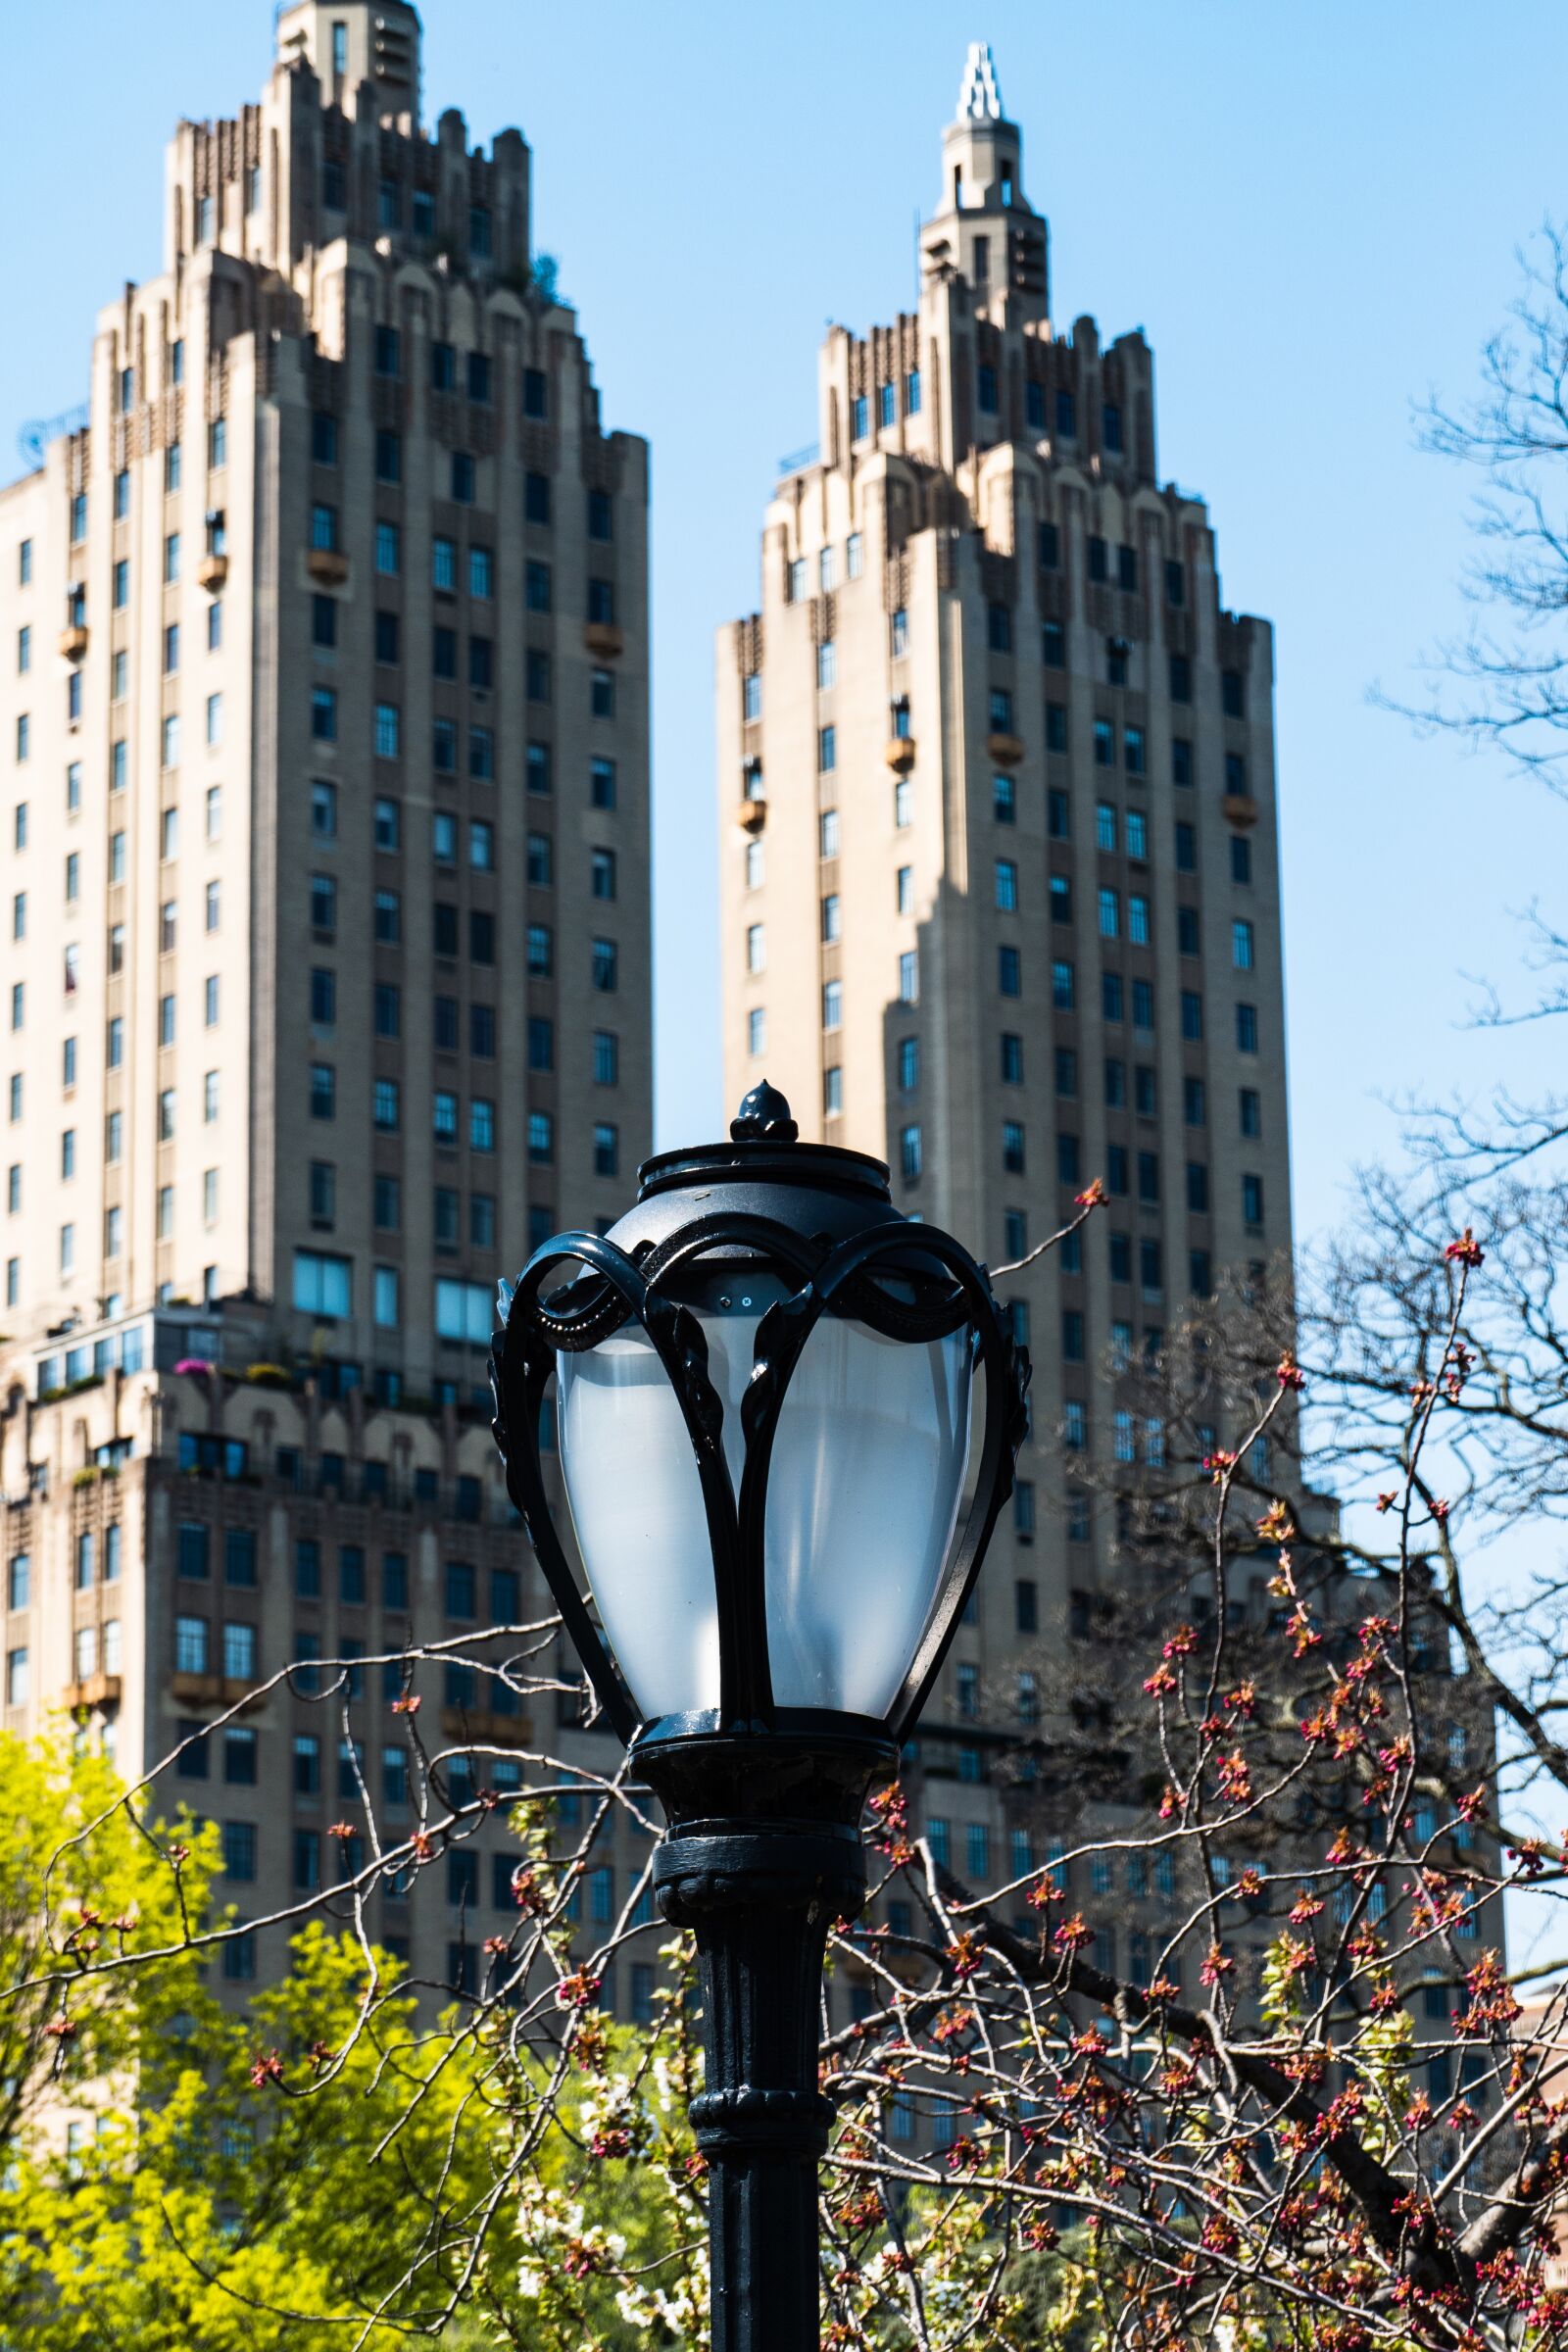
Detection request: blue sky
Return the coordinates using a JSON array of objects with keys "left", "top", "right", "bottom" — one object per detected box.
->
[{"left": 6, "top": 2, "right": 1568, "bottom": 1248}]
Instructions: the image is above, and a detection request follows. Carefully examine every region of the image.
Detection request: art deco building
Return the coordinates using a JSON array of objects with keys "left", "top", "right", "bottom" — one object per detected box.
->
[
  {"left": 0, "top": 3, "right": 655, "bottom": 2002},
  {"left": 718, "top": 49, "right": 1295, "bottom": 1940}
]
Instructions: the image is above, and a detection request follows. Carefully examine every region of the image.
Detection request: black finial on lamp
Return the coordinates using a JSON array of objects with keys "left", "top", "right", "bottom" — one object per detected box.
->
[{"left": 729, "top": 1081, "right": 799, "bottom": 1144}]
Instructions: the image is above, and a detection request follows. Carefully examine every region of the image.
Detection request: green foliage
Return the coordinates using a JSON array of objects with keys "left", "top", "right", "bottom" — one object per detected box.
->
[{"left": 0, "top": 1737, "right": 521, "bottom": 2344}]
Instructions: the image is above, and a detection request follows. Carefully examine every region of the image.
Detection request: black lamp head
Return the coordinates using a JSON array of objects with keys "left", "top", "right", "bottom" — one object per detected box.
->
[{"left": 490, "top": 1090, "right": 1030, "bottom": 1822}]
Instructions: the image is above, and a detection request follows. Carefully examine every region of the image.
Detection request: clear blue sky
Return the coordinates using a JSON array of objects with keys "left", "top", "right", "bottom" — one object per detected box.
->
[{"left": 7, "top": 1, "right": 1568, "bottom": 1250}]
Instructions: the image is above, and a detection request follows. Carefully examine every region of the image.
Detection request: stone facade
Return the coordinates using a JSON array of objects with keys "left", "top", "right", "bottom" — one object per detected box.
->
[
  {"left": 716, "top": 50, "right": 1295, "bottom": 1940},
  {"left": 0, "top": 3, "right": 654, "bottom": 2006}
]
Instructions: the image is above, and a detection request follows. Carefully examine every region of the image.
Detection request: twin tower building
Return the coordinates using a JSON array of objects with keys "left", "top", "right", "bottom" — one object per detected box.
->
[{"left": 0, "top": 9, "right": 1288, "bottom": 1998}]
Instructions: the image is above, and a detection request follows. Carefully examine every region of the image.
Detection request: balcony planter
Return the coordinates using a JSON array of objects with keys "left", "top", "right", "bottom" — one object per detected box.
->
[
  {"left": 583, "top": 620, "right": 623, "bottom": 659},
  {"left": 884, "top": 736, "right": 916, "bottom": 772},
  {"left": 66, "top": 1672, "right": 122, "bottom": 1711},
  {"left": 197, "top": 554, "right": 228, "bottom": 592},
  {"left": 987, "top": 731, "right": 1025, "bottom": 766}
]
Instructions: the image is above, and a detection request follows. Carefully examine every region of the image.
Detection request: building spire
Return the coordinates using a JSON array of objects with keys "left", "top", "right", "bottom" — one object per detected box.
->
[
  {"left": 956, "top": 42, "right": 1004, "bottom": 124},
  {"left": 922, "top": 40, "right": 1047, "bottom": 319}
]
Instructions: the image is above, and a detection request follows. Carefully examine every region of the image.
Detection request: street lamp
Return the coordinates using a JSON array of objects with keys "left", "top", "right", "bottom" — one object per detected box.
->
[{"left": 490, "top": 1082, "right": 1030, "bottom": 2352}]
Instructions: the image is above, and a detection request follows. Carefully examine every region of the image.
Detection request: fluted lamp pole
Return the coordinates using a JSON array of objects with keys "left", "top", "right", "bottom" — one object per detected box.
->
[{"left": 490, "top": 1084, "right": 1030, "bottom": 2352}]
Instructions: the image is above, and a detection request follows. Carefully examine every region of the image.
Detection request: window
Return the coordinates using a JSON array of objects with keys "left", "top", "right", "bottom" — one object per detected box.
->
[
  {"left": 900, "top": 1124, "right": 922, "bottom": 1183},
  {"left": 1181, "top": 991, "right": 1203, "bottom": 1042},
  {"left": 310, "top": 1064, "right": 335, "bottom": 1121},
  {"left": 593, "top": 1029, "right": 618, "bottom": 1086},
  {"left": 1231, "top": 833, "right": 1253, "bottom": 885},
  {"left": 1236, "top": 1003, "right": 1259, "bottom": 1054},
  {"left": 175, "top": 1612, "right": 209, "bottom": 1676},
  {"left": 591, "top": 846, "right": 617, "bottom": 902},
  {"left": 1233, "top": 918, "right": 1255, "bottom": 970},
  {"left": 747, "top": 1007, "right": 766, "bottom": 1057},
  {"left": 995, "top": 858, "right": 1018, "bottom": 913},
  {"left": 1098, "top": 887, "right": 1120, "bottom": 940},
  {"left": 899, "top": 950, "right": 919, "bottom": 1004},
  {"left": 594, "top": 1121, "right": 619, "bottom": 1176},
  {"left": 897, "top": 1036, "right": 919, "bottom": 1092},
  {"left": 435, "top": 1279, "right": 492, "bottom": 1345},
  {"left": 221, "top": 1621, "right": 257, "bottom": 1688},
  {"left": 977, "top": 364, "right": 998, "bottom": 415},
  {"left": 374, "top": 520, "right": 401, "bottom": 577},
  {"left": 1129, "top": 894, "right": 1151, "bottom": 946},
  {"left": 293, "top": 1250, "right": 351, "bottom": 1317},
  {"left": 817, "top": 724, "right": 836, "bottom": 773},
  {"left": 592, "top": 938, "right": 618, "bottom": 992},
  {"left": 746, "top": 922, "right": 766, "bottom": 974},
  {"left": 993, "top": 772, "right": 1015, "bottom": 823},
  {"left": 527, "top": 1110, "right": 554, "bottom": 1164},
  {"left": 1001, "top": 1031, "right": 1023, "bottom": 1085},
  {"left": 816, "top": 640, "right": 836, "bottom": 691},
  {"left": 1169, "top": 653, "right": 1193, "bottom": 704},
  {"left": 310, "top": 968, "right": 336, "bottom": 1028},
  {"left": 1003, "top": 1121, "right": 1026, "bottom": 1175},
  {"left": 1125, "top": 724, "right": 1146, "bottom": 775},
  {"left": 1240, "top": 1087, "right": 1261, "bottom": 1138}
]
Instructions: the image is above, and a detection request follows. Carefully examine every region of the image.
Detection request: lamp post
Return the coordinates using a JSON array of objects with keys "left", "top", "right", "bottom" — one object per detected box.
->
[{"left": 490, "top": 1083, "right": 1030, "bottom": 2352}]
